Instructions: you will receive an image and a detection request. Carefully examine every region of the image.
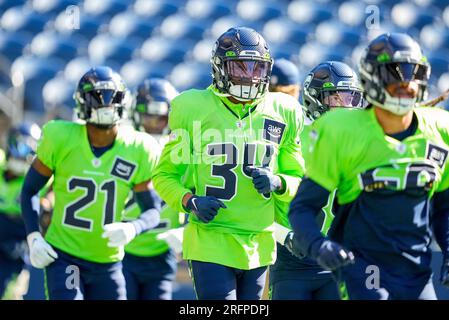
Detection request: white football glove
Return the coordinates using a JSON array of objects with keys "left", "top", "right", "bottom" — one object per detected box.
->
[
  {"left": 102, "top": 222, "right": 137, "bottom": 247},
  {"left": 27, "top": 232, "right": 58, "bottom": 269},
  {"left": 274, "top": 222, "right": 292, "bottom": 246},
  {"left": 156, "top": 227, "right": 184, "bottom": 254}
]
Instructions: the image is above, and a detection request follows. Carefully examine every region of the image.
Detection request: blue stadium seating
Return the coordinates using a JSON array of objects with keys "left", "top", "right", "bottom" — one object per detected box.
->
[
  {"left": 30, "top": 31, "right": 83, "bottom": 62},
  {"left": 88, "top": 34, "right": 139, "bottom": 65},
  {"left": 10, "top": 56, "right": 65, "bottom": 113},
  {"left": 121, "top": 59, "right": 174, "bottom": 89},
  {"left": 1, "top": 6, "right": 50, "bottom": 34},
  {"left": 0, "top": 31, "right": 32, "bottom": 65},
  {"left": 0, "top": 0, "right": 447, "bottom": 117},
  {"left": 108, "top": 11, "right": 160, "bottom": 40}
]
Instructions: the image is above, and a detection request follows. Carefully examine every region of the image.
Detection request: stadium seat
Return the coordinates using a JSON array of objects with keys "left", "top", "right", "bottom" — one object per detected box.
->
[
  {"left": 1, "top": 6, "right": 50, "bottom": 34},
  {"left": 158, "top": 13, "right": 211, "bottom": 41},
  {"left": 391, "top": 2, "right": 439, "bottom": 30},
  {"left": 133, "top": 0, "right": 179, "bottom": 19},
  {"left": 32, "top": 0, "right": 81, "bottom": 16},
  {"left": 427, "top": 51, "right": 449, "bottom": 78},
  {"left": 236, "top": 0, "right": 283, "bottom": 22},
  {"left": 42, "top": 74, "right": 76, "bottom": 112},
  {"left": 140, "top": 37, "right": 195, "bottom": 65},
  {"left": 185, "top": 0, "right": 233, "bottom": 20},
  {"left": 120, "top": 59, "right": 174, "bottom": 90},
  {"left": 0, "top": 0, "right": 27, "bottom": 12},
  {"left": 269, "top": 42, "right": 302, "bottom": 60},
  {"left": 438, "top": 72, "right": 449, "bottom": 97},
  {"left": 444, "top": 5, "right": 449, "bottom": 28},
  {"left": 83, "top": 0, "right": 129, "bottom": 19},
  {"left": 262, "top": 18, "right": 311, "bottom": 45},
  {"left": 88, "top": 34, "right": 139, "bottom": 65},
  {"left": 54, "top": 10, "right": 104, "bottom": 40},
  {"left": 338, "top": 1, "right": 367, "bottom": 27},
  {"left": 30, "top": 31, "right": 83, "bottom": 62},
  {"left": 298, "top": 41, "right": 350, "bottom": 70},
  {"left": 189, "top": 37, "right": 216, "bottom": 64},
  {"left": 287, "top": 0, "right": 334, "bottom": 25},
  {"left": 420, "top": 24, "right": 449, "bottom": 50},
  {"left": 63, "top": 56, "right": 94, "bottom": 83},
  {"left": 169, "top": 61, "right": 211, "bottom": 91},
  {"left": 108, "top": 11, "right": 160, "bottom": 40},
  {"left": 10, "top": 56, "right": 65, "bottom": 113},
  {"left": 314, "top": 20, "right": 362, "bottom": 48},
  {"left": 209, "top": 15, "right": 264, "bottom": 40},
  {"left": 0, "top": 31, "right": 32, "bottom": 65}
]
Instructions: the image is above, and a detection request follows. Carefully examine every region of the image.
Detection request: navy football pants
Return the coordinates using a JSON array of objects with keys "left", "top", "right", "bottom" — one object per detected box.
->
[
  {"left": 341, "top": 254, "right": 436, "bottom": 300},
  {"left": 270, "top": 277, "right": 340, "bottom": 300},
  {"left": 189, "top": 260, "right": 267, "bottom": 300},
  {"left": 123, "top": 250, "right": 177, "bottom": 300},
  {"left": 0, "top": 214, "right": 27, "bottom": 298},
  {"left": 45, "top": 248, "right": 126, "bottom": 300}
]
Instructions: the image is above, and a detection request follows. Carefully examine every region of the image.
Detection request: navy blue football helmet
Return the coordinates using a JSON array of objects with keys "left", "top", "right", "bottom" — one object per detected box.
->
[
  {"left": 359, "top": 33, "right": 430, "bottom": 115},
  {"left": 132, "top": 78, "right": 178, "bottom": 134},
  {"left": 74, "top": 66, "right": 129, "bottom": 127},
  {"left": 302, "top": 61, "right": 363, "bottom": 120},
  {"left": 211, "top": 27, "right": 273, "bottom": 101},
  {"left": 6, "top": 122, "right": 41, "bottom": 176}
]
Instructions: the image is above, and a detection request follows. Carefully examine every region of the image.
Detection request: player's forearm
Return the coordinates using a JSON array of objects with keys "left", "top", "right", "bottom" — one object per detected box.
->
[
  {"left": 274, "top": 173, "right": 301, "bottom": 201},
  {"left": 21, "top": 166, "right": 51, "bottom": 235},
  {"left": 433, "top": 189, "right": 449, "bottom": 258},
  {"left": 275, "top": 143, "right": 305, "bottom": 202},
  {"left": 131, "top": 189, "right": 162, "bottom": 234},
  {"left": 153, "top": 172, "right": 192, "bottom": 213},
  {"left": 288, "top": 177, "right": 330, "bottom": 256}
]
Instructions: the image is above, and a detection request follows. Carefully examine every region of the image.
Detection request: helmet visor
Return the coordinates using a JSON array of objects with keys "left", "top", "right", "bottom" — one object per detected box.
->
[
  {"left": 380, "top": 62, "right": 429, "bottom": 85},
  {"left": 84, "top": 89, "right": 124, "bottom": 109},
  {"left": 322, "top": 90, "right": 363, "bottom": 108},
  {"left": 226, "top": 60, "right": 270, "bottom": 84}
]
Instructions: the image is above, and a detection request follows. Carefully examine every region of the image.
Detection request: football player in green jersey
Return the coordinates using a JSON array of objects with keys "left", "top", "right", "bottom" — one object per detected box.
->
[
  {"left": 270, "top": 61, "right": 363, "bottom": 300},
  {"left": 0, "top": 123, "right": 41, "bottom": 298},
  {"left": 289, "top": 33, "right": 449, "bottom": 300},
  {"left": 21, "top": 66, "right": 162, "bottom": 300},
  {"left": 122, "top": 78, "right": 185, "bottom": 300},
  {"left": 153, "top": 27, "right": 305, "bottom": 300}
]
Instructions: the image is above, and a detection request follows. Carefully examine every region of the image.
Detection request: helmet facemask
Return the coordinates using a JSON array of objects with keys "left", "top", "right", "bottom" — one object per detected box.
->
[
  {"left": 222, "top": 58, "right": 272, "bottom": 101},
  {"left": 372, "top": 62, "right": 429, "bottom": 115},
  {"left": 76, "top": 81, "right": 127, "bottom": 128},
  {"left": 359, "top": 33, "right": 431, "bottom": 116},
  {"left": 210, "top": 27, "right": 274, "bottom": 102}
]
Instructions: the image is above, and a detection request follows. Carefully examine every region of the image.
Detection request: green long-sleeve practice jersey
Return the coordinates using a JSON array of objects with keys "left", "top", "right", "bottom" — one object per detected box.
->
[{"left": 153, "top": 86, "right": 304, "bottom": 269}]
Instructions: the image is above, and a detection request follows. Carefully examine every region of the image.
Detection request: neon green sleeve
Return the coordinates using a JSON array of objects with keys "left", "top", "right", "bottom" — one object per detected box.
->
[
  {"left": 305, "top": 115, "right": 343, "bottom": 191},
  {"left": 132, "top": 133, "right": 162, "bottom": 185},
  {"left": 153, "top": 95, "right": 192, "bottom": 213},
  {"left": 36, "top": 120, "right": 60, "bottom": 171},
  {"left": 274, "top": 105, "right": 305, "bottom": 202},
  {"left": 433, "top": 108, "right": 449, "bottom": 192}
]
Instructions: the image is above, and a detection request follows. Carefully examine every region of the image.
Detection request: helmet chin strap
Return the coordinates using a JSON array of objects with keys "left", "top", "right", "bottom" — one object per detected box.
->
[{"left": 368, "top": 91, "right": 417, "bottom": 116}]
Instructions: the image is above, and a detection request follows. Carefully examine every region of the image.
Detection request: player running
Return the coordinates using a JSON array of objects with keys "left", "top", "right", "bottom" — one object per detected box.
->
[
  {"left": 289, "top": 33, "right": 449, "bottom": 300},
  {"left": 122, "top": 78, "right": 185, "bottom": 300},
  {"left": 153, "top": 27, "right": 304, "bottom": 300},
  {"left": 270, "top": 61, "right": 363, "bottom": 300},
  {"left": 21, "top": 66, "right": 161, "bottom": 300}
]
